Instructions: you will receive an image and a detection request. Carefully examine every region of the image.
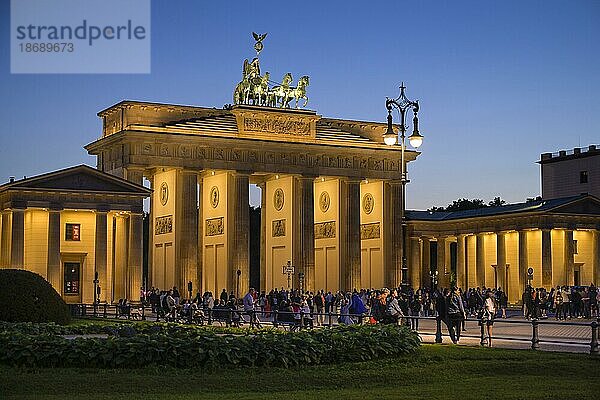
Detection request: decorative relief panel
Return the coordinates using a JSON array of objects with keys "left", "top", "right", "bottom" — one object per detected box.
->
[
  {"left": 360, "top": 222, "right": 380, "bottom": 240},
  {"left": 205, "top": 217, "right": 224, "bottom": 236},
  {"left": 314, "top": 221, "right": 336, "bottom": 239},
  {"left": 362, "top": 193, "right": 374, "bottom": 214},
  {"left": 243, "top": 116, "right": 311, "bottom": 136},
  {"left": 155, "top": 215, "right": 173, "bottom": 235},
  {"left": 273, "top": 188, "right": 284, "bottom": 211},
  {"left": 319, "top": 191, "right": 330, "bottom": 213},
  {"left": 272, "top": 219, "right": 286, "bottom": 237},
  {"left": 209, "top": 186, "right": 219, "bottom": 208}
]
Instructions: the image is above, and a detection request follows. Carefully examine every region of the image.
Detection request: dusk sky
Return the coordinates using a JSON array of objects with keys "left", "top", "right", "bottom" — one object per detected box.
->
[{"left": 1, "top": 0, "right": 598, "bottom": 209}]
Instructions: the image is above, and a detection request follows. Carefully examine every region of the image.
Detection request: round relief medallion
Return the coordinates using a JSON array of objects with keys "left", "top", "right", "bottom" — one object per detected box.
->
[
  {"left": 273, "top": 188, "right": 285, "bottom": 211},
  {"left": 363, "top": 193, "right": 375, "bottom": 214},
  {"left": 159, "top": 182, "right": 169, "bottom": 206},
  {"left": 209, "top": 186, "right": 219, "bottom": 208},
  {"left": 319, "top": 191, "right": 330, "bottom": 213}
]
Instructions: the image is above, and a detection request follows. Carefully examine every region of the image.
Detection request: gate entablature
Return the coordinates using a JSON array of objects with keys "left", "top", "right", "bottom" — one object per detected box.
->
[{"left": 88, "top": 101, "right": 419, "bottom": 181}]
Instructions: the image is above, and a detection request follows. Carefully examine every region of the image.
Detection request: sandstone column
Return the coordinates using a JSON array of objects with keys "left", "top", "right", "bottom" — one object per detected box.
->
[
  {"left": 496, "top": 232, "right": 506, "bottom": 290},
  {"left": 456, "top": 234, "right": 466, "bottom": 290},
  {"left": 229, "top": 172, "right": 250, "bottom": 297},
  {"left": 476, "top": 233, "right": 485, "bottom": 287},
  {"left": 541, "top": 229, "right": 552, "bottom": 287},
  {"left": 124, "top": 167, "right": 143, "bottom": 300},
  {"left": 340, "top": 179, "right": 361, "bottom": 291},
  {"left": 94, "top": 210, "right": 108, "bottom": 302},
  {"left": 177, "top": 170, "right": 199, "bottom": 295},
  {"left": 147, "top": 175, "right": 154, "bottom": 289},
  {"left": 564, "top": 229, "right": 574, "bottom": 286},
  {"left": 127, "top": 212, "right": 143, "bottom": 300},
  {"left": 46, "top": 208, "right": 61, "bottom": 290},
  {"left": 437, "top": 236, "right": 447, "bottom": 288},
  {"left": 409, "top": 237, "right": 422, "bottom": 288},
  {"left": 0, "top": 212, "right": 10, "bottom": 267},
  {"left": 10, "top": 209, "right": 25, "bottom": 268},
  {"left": 384, "top": 181, "right": 403, "bottom": 287},
  {"left": 258, "top": 182, "right": 267, "bottom": 291},
  {"left": 518, "top": 230, "right": 528, "bottom": 291},
  {"left": 196, "top": 175, "right": 203, "bottom": 292},
  {"left": 593, "top": 230, "right": 600, "bottom": 286},
  {"left": 421, "top": 238, "right": 431, "bottom": 288},
  {"left": 292, "top": 176, "right": 315, "bottom": 292}
]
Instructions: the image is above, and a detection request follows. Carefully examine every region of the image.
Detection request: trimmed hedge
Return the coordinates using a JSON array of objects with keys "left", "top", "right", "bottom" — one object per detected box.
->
[
  {"left": 0, "top": 269, "right": 70, "bottom": 325},
  {"left": 0, "top": 324, "right": 420, "bottom": 368}
]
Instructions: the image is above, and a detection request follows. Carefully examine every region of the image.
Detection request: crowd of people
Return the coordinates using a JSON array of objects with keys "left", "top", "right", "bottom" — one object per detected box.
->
[{"left": 135, "top": 283, "right": 599, "bottom": 346}]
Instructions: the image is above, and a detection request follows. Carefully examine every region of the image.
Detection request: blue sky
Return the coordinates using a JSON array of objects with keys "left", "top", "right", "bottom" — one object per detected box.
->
[{"left": 0, "top": 0, "right": 598, "bottom": 209}]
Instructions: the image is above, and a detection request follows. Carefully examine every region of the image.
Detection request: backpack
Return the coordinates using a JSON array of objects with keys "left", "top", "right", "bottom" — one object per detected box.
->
[{"left": 447, "top": 294, "right": 461, "bottom": 315}]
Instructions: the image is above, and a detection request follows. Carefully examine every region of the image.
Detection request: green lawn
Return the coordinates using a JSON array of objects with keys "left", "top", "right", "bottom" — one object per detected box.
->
[{"left": 1, "top": 345, "right": 598, "bottom": 400}]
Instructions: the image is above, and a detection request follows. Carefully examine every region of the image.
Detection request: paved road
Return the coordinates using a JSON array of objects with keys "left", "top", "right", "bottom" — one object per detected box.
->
[{"left": 413, "top": 316, "right": 596, "bottom": 353}]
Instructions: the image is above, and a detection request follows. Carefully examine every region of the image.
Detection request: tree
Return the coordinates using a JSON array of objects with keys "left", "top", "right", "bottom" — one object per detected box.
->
[
  {"left": 428, "top": 197, "right": 507, "bottom": 212},
  {"left": 488, "top": 196, "right": 506, "bottom": 207},
  {"left": 445, "top": 198, "right": 486, "bottom": 211}
]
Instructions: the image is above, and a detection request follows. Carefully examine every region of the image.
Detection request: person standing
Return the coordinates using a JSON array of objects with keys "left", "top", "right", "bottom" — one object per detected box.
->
[
  {"left": 480, "top": 290, "right": 497, "bottom": 347},
  {"left": 446, "top": 286, "right": 466, "bottom": 344},
  {"left": 243, "top": 288, "right": 261, "bottom": 328},
  {"left": 554, "top": 287, "right": 563, "bottom": 320}
]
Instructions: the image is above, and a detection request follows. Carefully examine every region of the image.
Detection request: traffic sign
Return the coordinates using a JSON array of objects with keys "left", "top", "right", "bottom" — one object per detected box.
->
[{"left": 527, "top": 267, "right": 534, "bottom": 275}]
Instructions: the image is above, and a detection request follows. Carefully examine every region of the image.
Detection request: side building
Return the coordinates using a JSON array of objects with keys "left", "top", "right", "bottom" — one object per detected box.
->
[
  {"left": 405, "top": 144, "right": 600, "bottom": 304},
  {"left": 0, "top": 165, "right": 151, "bottom": 303},
  {"left": 539, "top": 144, "right": 599, "bottom": 200}
]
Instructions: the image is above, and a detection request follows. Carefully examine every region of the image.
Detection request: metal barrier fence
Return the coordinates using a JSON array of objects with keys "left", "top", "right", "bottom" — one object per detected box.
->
[{"left": 69, "top": 303, "right": 599, "bottom": 355}]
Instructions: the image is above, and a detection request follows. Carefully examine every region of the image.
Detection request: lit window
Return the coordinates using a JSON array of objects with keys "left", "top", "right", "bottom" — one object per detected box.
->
[
  {"left": 580, "top": 171, "right": 588, "bottom": 184},
  {"left": 65, "top": 223, "right": 81, "bottom": 241}
]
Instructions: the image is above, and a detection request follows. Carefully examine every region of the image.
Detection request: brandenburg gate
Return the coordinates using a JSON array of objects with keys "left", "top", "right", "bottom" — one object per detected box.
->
[{"left": 85, "top": 34, "right": 418, "bottom": 295}]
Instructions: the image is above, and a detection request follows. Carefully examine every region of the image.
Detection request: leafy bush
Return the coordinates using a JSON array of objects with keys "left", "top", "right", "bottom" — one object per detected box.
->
[
  {"left": 0, "top": 269, "right": 70, "bottom": 325},
  {"left": 0, "top": 324, "right": 420, "bottom": 368}
]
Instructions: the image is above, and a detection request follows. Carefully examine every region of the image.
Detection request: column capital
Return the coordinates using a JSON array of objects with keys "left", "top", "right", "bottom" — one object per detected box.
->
[
  {"left": 387, "top": 179, "right": 403, "bottom": 186},
  {"left": 232, "top": 170, "right": 253, "bottom": 177}
]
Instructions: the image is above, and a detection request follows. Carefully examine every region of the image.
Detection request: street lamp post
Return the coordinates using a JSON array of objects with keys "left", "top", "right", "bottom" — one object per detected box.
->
[{"left": 384, "top": 83, "right": 423, "bottom": 288}]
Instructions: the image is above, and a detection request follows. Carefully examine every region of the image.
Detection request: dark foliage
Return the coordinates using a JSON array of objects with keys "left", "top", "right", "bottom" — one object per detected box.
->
[
  {"left": 0, "top": 269, "right": 70, "bottom": 325},
  {"left": 0, "top": 323, "right": 420, "bottom": 368}
]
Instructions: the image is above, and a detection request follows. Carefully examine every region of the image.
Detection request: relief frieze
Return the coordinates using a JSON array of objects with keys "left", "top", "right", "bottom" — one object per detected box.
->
[
  {"left": 360, "top": 222, "right": 380, "bottom": 240},
  {"left": 272, "top": 219, "right": 286, "bottom": 237},
  {"left": 243, "top": 116, "right": 311, "bottom": 136},
  {"left": 314, "top": 221, "right": 336, "bottom": 239},
  {"left": 205, "top": 217, "right": 224, "bottom": 236},
  {"left": 155, "top": 215, "right": 173, "bottom": 235}
]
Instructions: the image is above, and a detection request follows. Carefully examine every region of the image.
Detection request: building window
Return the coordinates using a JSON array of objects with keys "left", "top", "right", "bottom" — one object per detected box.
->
[
  {"left": 573, "top": 240, "right": 578, "bottom": 254},
  {"left": 64, "top": 262, "right": 80, "bottom": 294},
  {"left": 580, "top": 171, "right": 588, "bottom": 184},
  {"left": 65, "top": 223, "right": 81, "bottom": 241}
]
